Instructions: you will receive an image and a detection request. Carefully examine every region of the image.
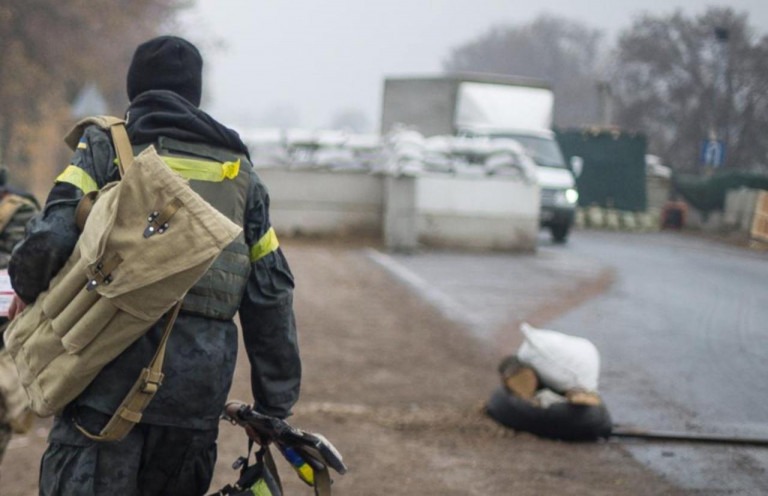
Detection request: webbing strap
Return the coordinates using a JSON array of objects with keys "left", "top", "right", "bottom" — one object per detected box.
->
[
  {"left": 74, "top": 301, "right": 182, "bottom": 442},
  {"left": 71, "top": 117, "right": 135, "bottom": 231},
  {"left": 301, "top": 446, "right": 333, "bottom": 496},
  {"left": 264, "top": 447, "right": 282, "bottom": 493},
  {"left": 75, "top": 191, "right": 98, "bottom": 232},
  {"left": 314, "top": 466, "right": 332, "bottom": 496},
  {"left": 250, "top": 441, "right": 338, "bottom": 496},
  {"left": 108, "top": 121, "right": 134, "bottom": 176},
  {"left": 65, "top": 116, "right": 133, "bottom": 175}
]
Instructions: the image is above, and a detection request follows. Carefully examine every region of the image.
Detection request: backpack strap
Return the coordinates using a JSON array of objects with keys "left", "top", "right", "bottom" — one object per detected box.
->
[
  {"left": 65, "top": 115, "right": 134, "bottom": 175},
  {"left": 109, "top": 122, "right": 134, "bottom": 176},
  {"left": 74, "top": 191, "right": 98, "bottom": 232},
  {"left": 74, "top": 300, "right": 182, "bottom": 442},
  {"left": 67, "top": 116, "right": 135, "bottom": 231}
]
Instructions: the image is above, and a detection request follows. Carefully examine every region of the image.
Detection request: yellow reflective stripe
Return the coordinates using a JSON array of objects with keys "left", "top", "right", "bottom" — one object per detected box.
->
[
  {"left": 55, "top": 165, "right": 98, "bottom": 194},
  {"left": 161, "top": 156, "right": 240, "bottom": 182},
  {"left": 77, "top": 142, "right": 87, "bottom": 150},
  {"left": 250, "top": 227, "right": 279, "bottom": 262},
  {"left": 250, "top": 479, "right": 272, "bottom": 496}
]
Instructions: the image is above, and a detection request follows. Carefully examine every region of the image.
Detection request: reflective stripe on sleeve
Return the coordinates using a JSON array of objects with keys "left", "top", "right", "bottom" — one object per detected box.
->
[
  {"left": 250, "top": 227, "right": 280, "bottom": 262},
  {"left": 54, "top": 165, "right": 98, "bottom": 194},
  {"left": 161, "top": 156, "right": 241, "bottom": 182}
]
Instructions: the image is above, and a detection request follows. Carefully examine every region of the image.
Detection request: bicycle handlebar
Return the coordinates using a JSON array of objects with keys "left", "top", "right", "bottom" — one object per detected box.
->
[{"left": 223, "top": 401, "right": 347, "bottom": 475}]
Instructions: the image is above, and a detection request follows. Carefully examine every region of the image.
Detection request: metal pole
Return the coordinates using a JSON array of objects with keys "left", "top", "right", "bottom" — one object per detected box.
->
[
  {"left": 612, "top": 425, "right": 768, "bottom": 448},
  {"left": 714, "top": 27, "right": 730, "bottom": 166}
]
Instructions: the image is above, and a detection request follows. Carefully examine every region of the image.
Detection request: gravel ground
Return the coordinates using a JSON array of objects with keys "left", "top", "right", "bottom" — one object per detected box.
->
[{"left": 1, "top": 238, "right": 688, "bottom": 495}]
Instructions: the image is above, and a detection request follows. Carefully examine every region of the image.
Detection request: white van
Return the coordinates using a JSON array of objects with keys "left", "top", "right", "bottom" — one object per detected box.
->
[
  {"left": 381, "top": 74, "right": 581, "bottom": 243},
  {"left": 458, "top": 127, "right": 580, "bottom": 242}
]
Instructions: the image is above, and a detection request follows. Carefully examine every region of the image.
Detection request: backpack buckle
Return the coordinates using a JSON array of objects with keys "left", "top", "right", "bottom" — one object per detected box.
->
[
  {"left": 144, "top": 198, "right": 183, "bottom": 238},
  {"left": 86, "top": 254, "right": 123, "bottom": 291}
]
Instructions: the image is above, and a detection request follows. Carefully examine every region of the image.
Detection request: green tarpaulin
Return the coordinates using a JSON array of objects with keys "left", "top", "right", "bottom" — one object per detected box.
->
[
  {"left": 556, "top": 129, "right": 647, "bottom": 212},
  {"left": 672, "top": 171, "right": 768, "bottom": 213}
]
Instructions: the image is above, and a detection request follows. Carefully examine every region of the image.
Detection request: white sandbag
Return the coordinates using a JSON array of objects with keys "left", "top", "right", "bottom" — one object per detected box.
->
[{"left": 517, "top": 322, "right": 600, "bottom": 393}]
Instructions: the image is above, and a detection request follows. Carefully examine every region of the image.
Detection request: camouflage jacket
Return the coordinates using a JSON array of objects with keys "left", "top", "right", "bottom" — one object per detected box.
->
[{"left": 0, "top": 189, "right": 38, "bottom": 270}]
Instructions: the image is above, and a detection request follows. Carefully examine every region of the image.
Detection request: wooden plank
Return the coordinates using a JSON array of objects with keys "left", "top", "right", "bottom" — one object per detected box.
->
[{"left": 750, "top": 191, "right": 768, "bottom": 243}]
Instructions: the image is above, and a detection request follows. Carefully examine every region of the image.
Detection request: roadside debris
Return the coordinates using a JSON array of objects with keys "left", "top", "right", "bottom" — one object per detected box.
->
[{"left": 485, "top": 322, "right": 613, "bottom": 441}]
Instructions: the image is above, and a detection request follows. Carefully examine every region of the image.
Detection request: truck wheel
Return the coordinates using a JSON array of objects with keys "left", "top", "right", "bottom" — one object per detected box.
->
[{"left": 550, "top": 224, "right": 570, "bottom": 243}]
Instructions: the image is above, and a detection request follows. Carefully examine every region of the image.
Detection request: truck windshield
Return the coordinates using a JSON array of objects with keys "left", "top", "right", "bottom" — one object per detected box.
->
[{"left": 493, "top": 134, "right": 567, "bottom": 169}]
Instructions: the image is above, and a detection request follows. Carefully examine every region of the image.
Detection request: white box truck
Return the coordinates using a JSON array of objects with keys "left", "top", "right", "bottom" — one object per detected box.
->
[{"left": 381, "top": 73, "right": 580, "bottom": 243}]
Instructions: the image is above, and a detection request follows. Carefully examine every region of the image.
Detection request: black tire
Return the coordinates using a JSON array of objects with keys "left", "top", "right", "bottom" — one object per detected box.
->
[
  {"left": 550, "top": 223, "right": 570, "bottom": 243},
  {"left": 485, "top": 387, "right": 613, "bottom": 441}
]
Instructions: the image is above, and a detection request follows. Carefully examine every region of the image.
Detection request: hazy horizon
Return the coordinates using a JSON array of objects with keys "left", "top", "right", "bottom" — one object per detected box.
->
[{"left": 178, "top": 0, "right": 768, "bottom": 132}]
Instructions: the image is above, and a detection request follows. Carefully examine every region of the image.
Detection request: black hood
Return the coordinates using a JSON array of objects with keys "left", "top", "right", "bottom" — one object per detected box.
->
[
  {"left": 127, "top": 36, "right": 203, "bottom": 108},
  {"left": 125, "top": 90, "right": 249, "bottom": 157}
]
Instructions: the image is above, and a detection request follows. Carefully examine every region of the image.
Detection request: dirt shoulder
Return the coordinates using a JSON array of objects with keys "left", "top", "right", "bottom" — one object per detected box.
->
[{"left": 2, "top": 239, "right": 686, "bottom": 495}]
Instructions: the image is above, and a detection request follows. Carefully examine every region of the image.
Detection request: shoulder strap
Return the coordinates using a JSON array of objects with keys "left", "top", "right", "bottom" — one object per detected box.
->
[
  {"left": 74, "top": 301, "right": 182, "bottom": 442},
  {"left": 69, "top": 116, "right": 135, "bottom": 231},
  {"left": 110, "top": 123, "right": 134, "bottom": 177},
  {"left": 65, "top": 115, "right": 134, "bottom": 176}
]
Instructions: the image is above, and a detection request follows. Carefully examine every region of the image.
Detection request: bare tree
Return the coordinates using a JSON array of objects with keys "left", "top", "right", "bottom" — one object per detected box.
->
[
  {"left": 611, "top": 8, "right": 768, "bottom": 171},
  {"left": 443, "top": 15, "right": 606, "bottom": 129},
  {"left": 0, "top": 0, "right": 190, "bottom": 186}
]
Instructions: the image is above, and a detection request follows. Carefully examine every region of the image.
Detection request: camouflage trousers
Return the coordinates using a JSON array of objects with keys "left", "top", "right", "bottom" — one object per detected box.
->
[
  {"left": 0, "top": 423, "right": 9, "bottom": 462},
  {"left": 40, "top": 407, "right": 218, "bottom": 496},
  {"left": 0, "top": 396, "right": 10, "bottom": 464}
]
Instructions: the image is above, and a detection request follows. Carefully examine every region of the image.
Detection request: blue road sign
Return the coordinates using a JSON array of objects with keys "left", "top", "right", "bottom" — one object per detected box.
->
[{"left": 701, "top": 139, "right": 726, "bottom": 167}]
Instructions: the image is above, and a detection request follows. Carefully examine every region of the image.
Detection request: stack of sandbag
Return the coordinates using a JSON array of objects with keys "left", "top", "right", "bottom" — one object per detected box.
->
[{"left": 485, "top": 322, "right": 613, "bottom": 441}]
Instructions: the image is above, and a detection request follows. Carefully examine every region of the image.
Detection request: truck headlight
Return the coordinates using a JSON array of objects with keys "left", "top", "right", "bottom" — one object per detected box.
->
[{"left": 553, "top": 188, "right": 579, "bottom": 206}]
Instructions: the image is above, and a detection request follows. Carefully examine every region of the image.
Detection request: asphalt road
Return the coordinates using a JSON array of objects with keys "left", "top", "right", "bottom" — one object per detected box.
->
[
  {"left": 552, "top": 231, "right": 768, "bottom": 495},
  {"left": 377, "top": 230, "right": 768, "bottom": 495}
]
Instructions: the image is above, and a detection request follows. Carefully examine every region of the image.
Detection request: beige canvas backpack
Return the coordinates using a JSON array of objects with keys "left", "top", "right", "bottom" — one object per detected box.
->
[
  {"left": 0, "top": 348, "right": 34, "bottom": 433},
  {"left": 4, "top": 116, "right": 242, "bottom": 441}
]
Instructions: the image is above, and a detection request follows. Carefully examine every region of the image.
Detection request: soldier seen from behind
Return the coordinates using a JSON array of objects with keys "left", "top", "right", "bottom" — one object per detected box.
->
[{"left": 7, "top": 36, "right": 302, "bottom": 496}]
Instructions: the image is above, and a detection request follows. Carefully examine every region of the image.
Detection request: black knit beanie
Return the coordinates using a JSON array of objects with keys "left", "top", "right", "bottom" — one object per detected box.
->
[{"left": 126, "top": 35, "right": 203, "bottom": 106}]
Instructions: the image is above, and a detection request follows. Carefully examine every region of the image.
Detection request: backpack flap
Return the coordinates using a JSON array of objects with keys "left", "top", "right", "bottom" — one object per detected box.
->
[{"left": 78, "top": 145, "right": 242, "bottom": 319}]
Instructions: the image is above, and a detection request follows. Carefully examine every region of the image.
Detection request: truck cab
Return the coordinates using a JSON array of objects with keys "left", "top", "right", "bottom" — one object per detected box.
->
[{"left": 459, "top": 128, "right": 579, "bottom": 243}]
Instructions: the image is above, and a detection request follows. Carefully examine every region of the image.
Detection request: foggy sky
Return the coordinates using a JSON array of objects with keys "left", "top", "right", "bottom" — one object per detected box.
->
[{"left": 178, "top": 0, "right": 768, "bottom": 132}]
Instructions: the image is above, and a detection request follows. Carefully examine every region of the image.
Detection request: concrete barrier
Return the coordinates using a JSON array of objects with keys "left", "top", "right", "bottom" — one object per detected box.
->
[
  {"left": 413, "top": 173, "right": 538, "bottom": 251},
  {"left": 255, "top": 168, "right": 384, "bottom": 237},
  {"left": 256, "top": 167, "right": 539, "bottom": 252},
  {"left": 724, "top": 187, "right": 760, "bottom": 232}
]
